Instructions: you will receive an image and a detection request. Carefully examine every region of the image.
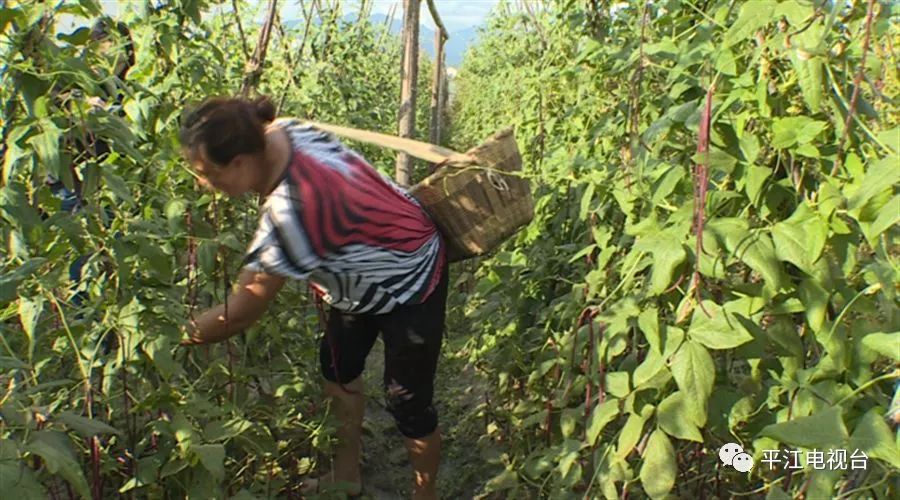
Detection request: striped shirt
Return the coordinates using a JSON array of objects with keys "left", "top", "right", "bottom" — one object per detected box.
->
[{"left": 242, "top": 118, "right": 446, "bottom": 314}]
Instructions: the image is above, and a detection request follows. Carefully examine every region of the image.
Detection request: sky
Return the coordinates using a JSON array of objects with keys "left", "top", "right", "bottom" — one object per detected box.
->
[
  {"left": 344, "top": 0, "right": 501, "bottom": 33},
  {"left": 88, "top": 0, "right": 502, "bottom": 34}
]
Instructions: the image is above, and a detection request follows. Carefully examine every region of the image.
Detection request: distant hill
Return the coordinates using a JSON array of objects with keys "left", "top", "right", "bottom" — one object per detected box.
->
[{"left": 282, "top": 13, "right": 482, "bottom": 68}]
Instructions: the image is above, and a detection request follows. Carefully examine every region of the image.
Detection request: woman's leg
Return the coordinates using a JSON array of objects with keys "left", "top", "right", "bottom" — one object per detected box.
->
[
  {"left": 378, "top": 263, "right": 449, "bottom": 499},
  {"left": 309, "top": 311, "right": 379, "bottom": 494},
  {"left": 323, "top": 376, "right": 365, "bottom": 489},
  {"left": 405, "top": 430, "right": 441, "bottom": 499}
]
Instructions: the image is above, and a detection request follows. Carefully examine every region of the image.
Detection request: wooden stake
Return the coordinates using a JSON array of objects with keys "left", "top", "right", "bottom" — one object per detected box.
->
[
  {"left": 425, "top": 0, "right": 448, "bottom": 160},
  {"left": 429, "top": 29, "right": 446, "bottom": 147},
  {"left": 396, "top": 0, "right": 421, "bottom": 186},
  {"left": 240, "top": 0, "right": 280, "bottom": 97}
]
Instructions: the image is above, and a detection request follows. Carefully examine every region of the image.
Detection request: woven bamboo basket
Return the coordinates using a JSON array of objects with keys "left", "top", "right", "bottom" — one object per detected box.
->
[{"left": 410, "top": 128, "right": 534, "bottom": 262}]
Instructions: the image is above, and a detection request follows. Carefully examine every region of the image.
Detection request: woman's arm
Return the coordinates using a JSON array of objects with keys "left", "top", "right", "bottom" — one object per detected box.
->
[{"left": 182, "top": 270, "right": 286, "bottom": 345}]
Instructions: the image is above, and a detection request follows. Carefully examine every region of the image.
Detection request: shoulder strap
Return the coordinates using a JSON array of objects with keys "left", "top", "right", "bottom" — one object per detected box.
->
[{"left": 305, "top": 121, "right": 473, "bottom": 166}]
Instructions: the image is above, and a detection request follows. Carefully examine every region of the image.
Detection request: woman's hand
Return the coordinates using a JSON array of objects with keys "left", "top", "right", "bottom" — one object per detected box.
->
[
  {"left": 179, "top": 319, "right": 204, "bottom": 346},
  {"left": 178, "top": 270, "right": 285, "bottom": 346}
]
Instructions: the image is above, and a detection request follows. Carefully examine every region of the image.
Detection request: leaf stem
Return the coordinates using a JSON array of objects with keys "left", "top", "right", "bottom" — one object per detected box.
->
[
  {"left": 827, "top": 283, "right": 879, "bottom": 340},
  {"left": 824, "top": 64, "right": 895, "bottom": 155},
  {"left": 43, "top": 288, "right": 91, "bottom": 407},
  {"left": 832, "top": 0, "right": 878, "bottom": 176},
  {"left": 682, "top": 0, "right": 722, "bottom": 27},
  {"left": 835, "top": 370, "right": 900, "bottom": 407}
]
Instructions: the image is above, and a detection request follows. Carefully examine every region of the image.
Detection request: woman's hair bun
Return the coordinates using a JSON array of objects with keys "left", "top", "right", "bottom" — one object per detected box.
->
[{"left": 253, "top": 96, "right": 276, "bottom": 122}]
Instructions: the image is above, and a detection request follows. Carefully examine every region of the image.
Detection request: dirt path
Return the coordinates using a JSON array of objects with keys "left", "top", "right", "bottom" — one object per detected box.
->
[{"left": 354, "top": 332, "right": 497, "bottom": 500}]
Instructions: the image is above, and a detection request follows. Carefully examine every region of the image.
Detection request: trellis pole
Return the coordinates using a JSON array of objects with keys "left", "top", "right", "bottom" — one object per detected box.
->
[{"left": 396, "top": 0, "right": 421, "bottom": 186}]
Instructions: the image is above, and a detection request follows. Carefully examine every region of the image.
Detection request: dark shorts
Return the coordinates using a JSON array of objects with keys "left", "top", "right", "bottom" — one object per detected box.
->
[{"left": 319, "top": 264, "right": 449, "bottom": 439}]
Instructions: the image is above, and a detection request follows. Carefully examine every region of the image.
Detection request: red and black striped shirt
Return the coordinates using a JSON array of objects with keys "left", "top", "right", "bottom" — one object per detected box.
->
[{"left": 243, "top": 119, "right": 446, "bottom": 314}]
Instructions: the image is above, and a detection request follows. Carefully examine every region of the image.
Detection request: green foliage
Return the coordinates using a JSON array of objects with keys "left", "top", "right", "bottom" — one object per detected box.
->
[
  {"left": 451, "top": 0, "right": 898, "bottom": 497},
  {"left": 0, "top": 0, "right": 440, "bottom": 496}
]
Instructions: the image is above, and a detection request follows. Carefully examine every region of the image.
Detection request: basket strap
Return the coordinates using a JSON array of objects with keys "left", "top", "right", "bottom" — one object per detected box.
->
[{"left": 306, "top": 121, "right": 474, "bottom": 165}]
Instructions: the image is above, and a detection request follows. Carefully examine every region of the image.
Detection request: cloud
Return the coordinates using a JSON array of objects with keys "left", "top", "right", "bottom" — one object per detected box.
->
[{"left": 357, "top": 0, "right": 499, "bottom": 32}]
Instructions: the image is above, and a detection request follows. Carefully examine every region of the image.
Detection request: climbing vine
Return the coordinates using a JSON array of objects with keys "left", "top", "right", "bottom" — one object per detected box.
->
[
  {"left": 0, "top": 0, "right": 436, "bottom": 497},
  {"left": 451, "top": 0, "right": 898, "bottom": 498}
]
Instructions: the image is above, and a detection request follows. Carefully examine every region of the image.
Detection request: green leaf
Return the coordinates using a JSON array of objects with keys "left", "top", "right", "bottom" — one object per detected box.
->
[
  {"left": 795, "top": 143, "right": 820, "bottom": 158},
  {"left": 198, "top": 240, "right": 217, "bottom": 274},
  {"left": 205, "top": 418, "right": 254, "bottom": 443},
  {"left": 692, "top": 148, "right": 737, "bottom": 174},
  {"left": 709, "top": 218, "right": 788, "bottom": 291},
  {"left": 231, "top": 490, "right": 261, "bottom": 500},
  {"left": 776, "top": 0, "right": 814, "bottom": 26},
  {"left": 760, "top": 316, "right": 803, "bottom": 357},
  {"left": 876, "top": 128, "right": 899, "bottom": 153},
  {"left": 587, "top": 400, "right": 620, "bottom": 446},
  {"left": 651, "top": 165, "right": 683, "bottom": 204},
  {"left": 771, "top": 202, "right": 828, "bottom": 274},
  {"left": 723, "top": 1, "right": 776, "bottom": 47},
  {"left": 171, "top": 413, "right": 199, "bottom": 455},
  {"left": 615, "top": 411, "right": 647, "bottom": 460},
  {"left": 606, "top": 372, "right": 631, "bottom": 399},
  {"left": 790, "top": 53, "right": 824, "bottom": 113},
  {"left": 28, "top": 120, "right": 62, "bottom": 180},
  {"left": 101, "top": 170, "right": 134, "bottom": 204},
  {"left": 860, "top": 332, "right": 900, "bottom": 361},
  {"left": 561, "top": 408, "right": 578, "bottom": 438},
  {"left": 745, "top": 165, "right": 771, "bottom": 205},
  {"left": 77, "top": 0, "right": 103, "bottom": 16},
  {"left": 160, "top": 458, "right": 189, "bottom": 478},
  {"left": 0, "top": 356, "right": 28, "bottom": 370},
  {"left": 165, "top": 199, "right": 187, "bottom": 228},
  {"left": 144, "top": 336, "right": 183, "bottom": 380},
  {"left": 637, "top": 308, "right": 661, "bottom": 353},
  {"left": 847, "top": 409, "right": 900, "bottom": 469},
  {"left": 556, "top": 438, "right": 584, "bottom": 479},
  {"left": 57, "top": 27, "right": 92, "bottom": 46},
  {"left": 118, "top": 297, "right": 144, "bottom": 354},
  {"left": 0, "top": 259, "right": 46, "bottom": 304},
  {"left": 798, "top": 278, "right": 829, "bottom": 333},
  {"left": 639, "top": 430, "right": 676, "bottom": 500},
  {"left": 193, "top": 444, "right": 225, "bottom": 481},
  {"left": 657, "top": 391, "right": 703, "bottom": 442},
  {"left": 119, "top": 455, "right": 160, "bottom": 492},
  {"left": 633, "top": 349, "right": 666, "bottom": 388},
  {"left": 484, "top": 468, "right": 518, "bottom": 492},
  {"left": 863, "top": 194, "right": 899, "bottom": 244},
  {"left": 715, "top": 48, "right": 737, "bottom": 75},
  {"left": 24, "top": 431, "right": 90, "bottom": 499},
  {"left": 671, "top": 340, "right": 715, "bottom": 427},
  {"left": 760, "top": 406, "right": 848, "bottom": 449},
  {"left": 57, "top": 412, "right": 121, "bottom": 437},
  {"left": 772, "top": 117, "right": 827, "bottom": 149},
  {"left": 847, "top": 156, "right": 899, "bottom": 211},
  {"left": 18, "top": 296, "right": 42, "bottom": 361},
  {"left": 636, "top": 233, "right": 686, "bottom": 295},
  {"left": 688, "top": 300, "right": 754, "bottom": 350},
  {"left": 0, "top": 460, "right": 47, "bottom": 496},
  {"left": 569, "top": 244, "right": 597, "bottom": 264},
  {"left": 0, "top": 8, "right": 25, "bottom": 34},
  {"left": 580, "top": 182, "right": 596, "bottom": 220}
]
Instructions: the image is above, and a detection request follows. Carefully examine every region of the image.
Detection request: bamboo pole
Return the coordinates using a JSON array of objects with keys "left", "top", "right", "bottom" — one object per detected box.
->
[
  {"left": 240, "top": 0, "right": 279, "bottom": 97},
  {"left": 276, "top": 0, "right": 316, "bottom": 113},
  {"left": 396, "top": 0, "right": 421, "bottom": 186},
  {"left": 426, "top": 0, "right": 448, "bottom": 151},
  {"left": 230, "top": 0, "right": 251, "bottom": 60},
  {"left": 425, "top": 0, "right": 447, "bottom": 36}
]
